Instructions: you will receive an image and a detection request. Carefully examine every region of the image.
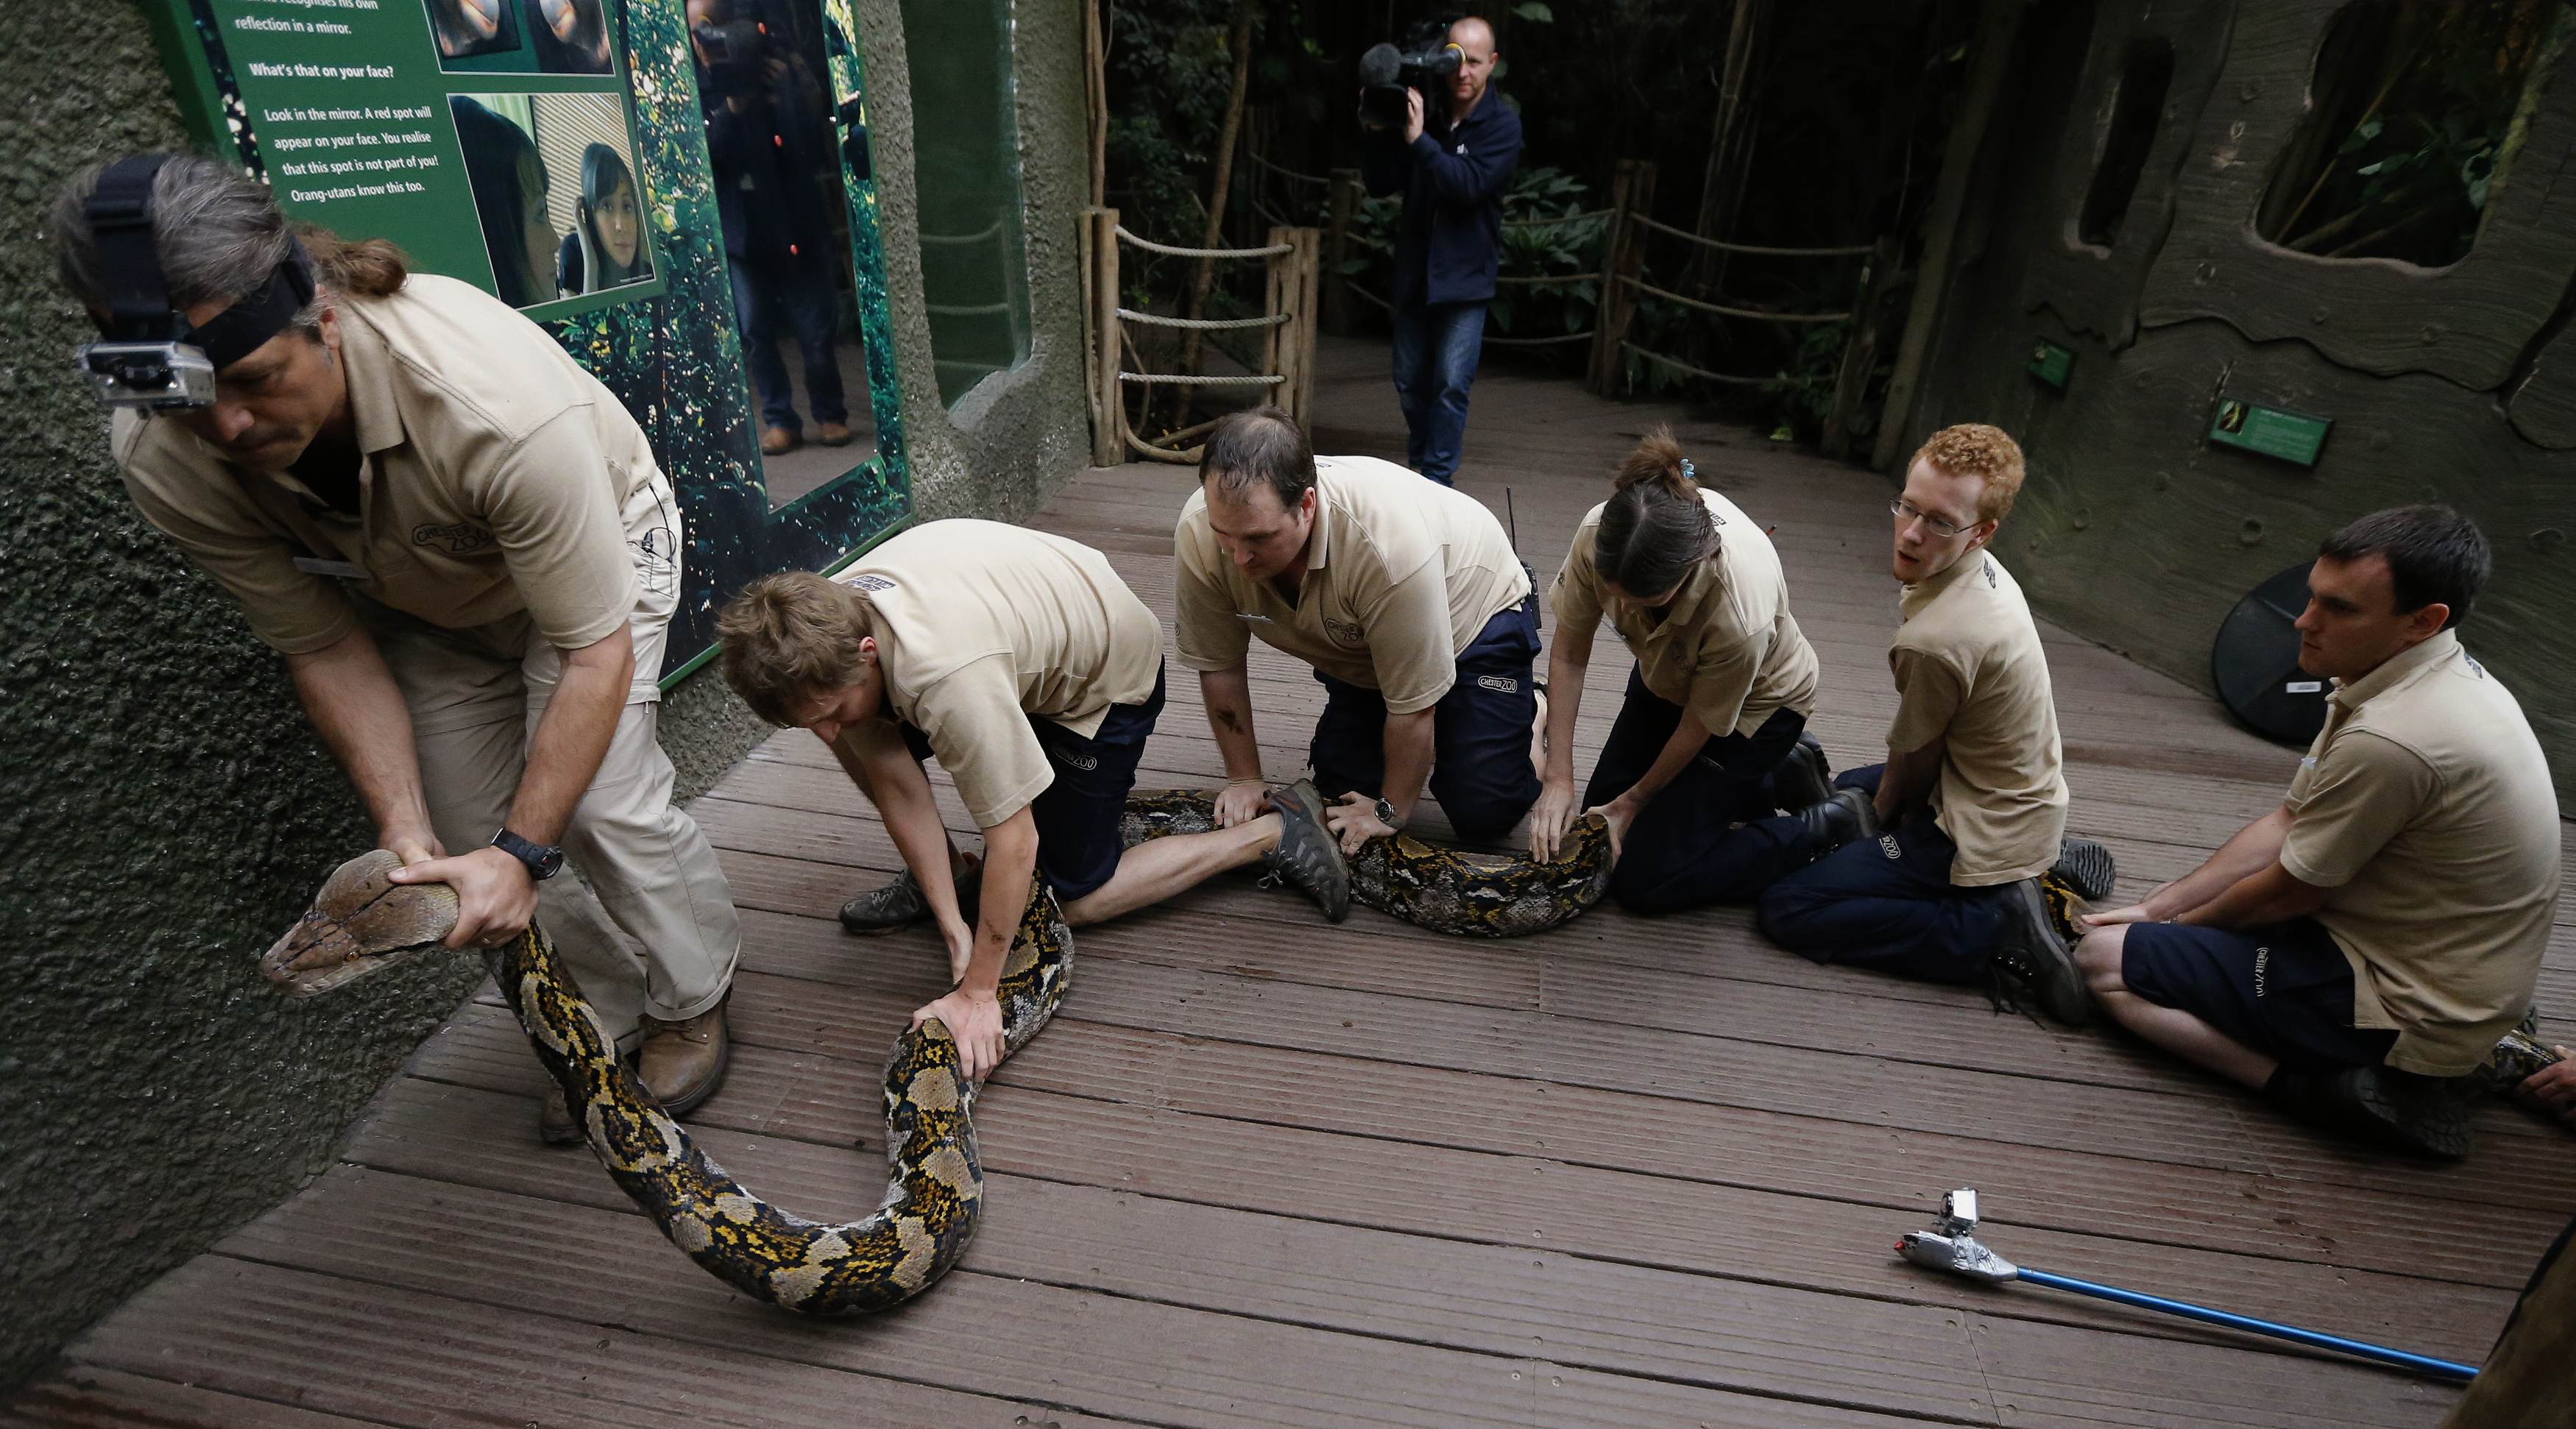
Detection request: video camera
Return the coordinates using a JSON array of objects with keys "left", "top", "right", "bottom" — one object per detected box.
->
[
  {"left": 74, "top": 154, "right": 314, "bottom": 412},
  {"left": 1357, "top": 21, "right": 1464, "bottom": 132},
  {"left": 692, "top": 16, "right": 779, "bottom": 99}
]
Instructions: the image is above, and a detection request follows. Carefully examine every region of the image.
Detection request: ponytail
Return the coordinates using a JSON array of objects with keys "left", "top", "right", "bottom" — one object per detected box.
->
[
  {"left": 298, "top": 226, "right": 411, "bottom": 299},
  {"left": 1593, "top": 425, "right": 1717, "bottom": 599}
]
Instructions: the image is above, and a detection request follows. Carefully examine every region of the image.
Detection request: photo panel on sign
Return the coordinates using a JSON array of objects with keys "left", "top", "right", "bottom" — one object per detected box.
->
[{"left": 434, "top": 0, "right": 617, "bottom": 74}]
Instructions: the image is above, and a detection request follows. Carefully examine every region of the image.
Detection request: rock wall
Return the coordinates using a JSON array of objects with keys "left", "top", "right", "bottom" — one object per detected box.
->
[{"left": 1904, "top": 0, "right": 2576, "bottom": 799}]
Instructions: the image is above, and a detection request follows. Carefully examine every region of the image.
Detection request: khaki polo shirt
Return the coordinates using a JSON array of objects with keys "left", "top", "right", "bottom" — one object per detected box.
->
[
  {"left": 1886, "top": 550, "right": 2067, "bottom": 885},
  {"left": 1172, "top": 454, "right": 1529, "bottom": 714},
  {"left": 113, "top": 274, "right": 653, "bottom": 656},
  {"left": 2279, "top": 631, "right": 2560, "bottom": 1076},
  {"left": 1549, "top": 488, "right": 1819, "bottom": 737},
  {"left": 835, "top": 520, "right": 1164, "bottom": 829}
]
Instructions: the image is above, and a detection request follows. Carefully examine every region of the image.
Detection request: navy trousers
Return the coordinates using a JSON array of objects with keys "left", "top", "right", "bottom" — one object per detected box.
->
[
  {"left": 1755, "top": 764, "right": 2017, "bottom": 984},
  {"left": 1311, "top": 599, "right": 1542, "bottom": 841},
  {"left": 1582, "top": 666, "right": 1819, "bottom": 912},
  {"left": 1389, "top": 299, "right": 1487, "bottom": 484},
  {"left": 729, "top": 248, "right": 849, "bottom": 435}
]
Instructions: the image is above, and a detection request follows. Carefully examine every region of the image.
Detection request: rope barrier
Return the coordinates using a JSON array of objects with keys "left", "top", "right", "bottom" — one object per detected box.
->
[
  {"left": 1250, "top": 196, "right": 1303, "bottom": 231},
  {"left": 1621, "top": 342, "right": 1780, "bottom": 386},
  {"left": 1118, "top": 370, "right": 1287, "bottom": 386},
  {"left": 1493, "top": 271, "right": 1604, "bottom": 287},
  {"left": 1619, "top": 274, "right": 1847, "bottom": 324},
  {"left": 1115, "top": 226, "right": 1294, "bottom": 260},
  {"left": 1118, "top": 308, "right": 1292, "bottom": 330},
  {"left": 1245, "top": 149, "right": 1329, "bottom": 186},
  {"left": 1501, "top": 208, "right": 1614, "bottom": 230},
  {"left": 1483, "top": 329, "right": 1595, "bottom": 347},
  {"left": 1627, "top": 212, "right": 1875, "bottom": 258}
]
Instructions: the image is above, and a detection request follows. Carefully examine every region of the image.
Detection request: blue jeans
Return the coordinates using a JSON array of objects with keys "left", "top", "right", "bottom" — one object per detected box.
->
[
  {"left": 1755, "top": 764, "right": 2017, "bottom": 984},
  {"left": 1389, "top": 299, "right": 1487, "bottom": 484},
  {"left": 1309, "top": 598, "right": 1542, "bottom": 841},
  {"left": 729, "top": 249, "right": 847, "bottom": 435},
  {"left": 1584, "top": 667, "right": 1817, "bottom": 913}
]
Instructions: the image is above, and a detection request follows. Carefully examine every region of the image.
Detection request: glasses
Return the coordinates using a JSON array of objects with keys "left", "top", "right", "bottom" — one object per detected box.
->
[{"left": 1889, "top": 497, "right": 1974, "bottom": 539}]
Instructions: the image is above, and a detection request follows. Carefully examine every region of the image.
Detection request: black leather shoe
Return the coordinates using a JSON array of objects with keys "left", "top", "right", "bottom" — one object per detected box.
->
[
  {"left": 1986, "top": 876, "right": 2092, "bottom": 1026},
  {"left": 1795, "top": 788, "right": 1878, "bottom": 854},
  {"left": 1766, "top": 734, "right": 1834, "bottom": 812},
  {"left": 839, "top": 858, "right": 983, "bottom": 935},
  {"left": 1263, "top": 778, "right": 1352, "bottom": 922}
]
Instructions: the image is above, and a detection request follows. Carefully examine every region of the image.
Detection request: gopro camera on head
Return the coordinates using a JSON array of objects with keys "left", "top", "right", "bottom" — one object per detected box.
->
[{"left": 81, "top": 339, "right": 219, "bottom": 411}]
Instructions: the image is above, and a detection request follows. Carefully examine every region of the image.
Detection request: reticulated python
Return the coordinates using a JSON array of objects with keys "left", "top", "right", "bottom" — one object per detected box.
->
[
  {"left": 1121, "top": 789, "right": 1616, "bottom": 937},
  {"left": 252, "top": 798, "right": 1625, "bottom": 1313},
  {"left": 262, "top": 848, "right": 1070, "bottom": 1316}
]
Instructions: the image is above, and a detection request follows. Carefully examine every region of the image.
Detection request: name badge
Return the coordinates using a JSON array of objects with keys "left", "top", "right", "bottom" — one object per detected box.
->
[
  {"left": 293, "top": 556, "right": 367, "bottom": 580},
  {"left": 1234, "top": 611, "right": 1273, "bottom": 624}
]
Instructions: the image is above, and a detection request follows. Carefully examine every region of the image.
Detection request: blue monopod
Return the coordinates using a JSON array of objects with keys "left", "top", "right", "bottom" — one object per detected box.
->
[{"left": 1895, "top": 1188, "right": 2480, "bottom": 1383}]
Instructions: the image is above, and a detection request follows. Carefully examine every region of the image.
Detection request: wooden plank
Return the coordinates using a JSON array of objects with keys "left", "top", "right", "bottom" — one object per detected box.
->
[
  {"left": 339, "top": 1075, "right": 2471, "bottom": 1421},
  {"left": 3, "top": 1367, "right": 378, "bottom": 1428}
]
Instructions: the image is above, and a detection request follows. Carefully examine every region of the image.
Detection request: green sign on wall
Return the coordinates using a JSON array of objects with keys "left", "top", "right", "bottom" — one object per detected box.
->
[
  {"left": 168, "top": 0, "right": 660, "bottom": 322},
  {"left": 2208, "top": 399, "right": 2333, "bottom": 468},
  {"left": 2027, "top": 338, "right": 2073, "bottom": 391}
]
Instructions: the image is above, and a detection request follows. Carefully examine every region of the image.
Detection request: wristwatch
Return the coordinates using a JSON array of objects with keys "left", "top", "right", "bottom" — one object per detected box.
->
[
  {"left": 1372, "top": 796, "right": 1406, "bottom": 831},
  {"left": 491, "top": 827, "right": 565, "bottom": 881}
]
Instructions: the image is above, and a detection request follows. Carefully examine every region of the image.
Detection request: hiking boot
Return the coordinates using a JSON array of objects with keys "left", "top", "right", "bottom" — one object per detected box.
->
[
  {"left": 1263, "top": 778, "right": 1352, "bottom": 922},
  {"left": 636, "top": 999, "right": 730, "bottom": 1116},
  {"left": 1766, "top": 734, "right": 1834, "bottom": 812},
  {"left": 1986, "top": 876, "right": 2092, "bottom": 1026},
  {"left": 815, "top": 422, "right": 856, "bottom": 447},
  {"left": 840, "top": 856, "right": 984, "bottom": 935},
  {"left": 1794, "top": 788, "right": 1878, "bottom": 854},
  {"left": 2267, "top": 1065, "right": 2474, "bottom": 1160},
  {"left": 2050, "top": 836, "right": 2117, "bottom": 902},
  {"left": 538, "top": 1083, "right": 581, "bottom": 1146},
  {"left": 760, "top": 425, "right": 800, "bottom": 455}
]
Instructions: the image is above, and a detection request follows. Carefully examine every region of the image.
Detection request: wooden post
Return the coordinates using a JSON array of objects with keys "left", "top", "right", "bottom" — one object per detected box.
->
[
  {"left": 1263, "top": 222, "right": 1289, "bottom": 397},
  {"left": 1087, "top": 208, "right": 1122, "bottom": 467},
  {"left": 1175, "top": 0, "right": 1260, "bottom": 431},
  {"left": 2440, "top": 1221, "right": 2576, "bottom": 1429},
  {"left": 1587, "top": 159, "right": 1657, "bottom": 397},
  {"left": 1082, "top": 0, "right": 1107, "bottom": 209},
  {"left": 1821, "top": 235, "right": 1898, "bottom": 462},
  {"left": 1323, "top": 168, "right": 1362, "bottom": 336},
  {"left": 1869, "top": 0, "right": 2023, "bottom": 472},
  {"left": 1290, "top": 226, "right": 1320, "bottom": 422},
  {"left": 1685, "top": 0, "right": 1769, "bottom": 295}
]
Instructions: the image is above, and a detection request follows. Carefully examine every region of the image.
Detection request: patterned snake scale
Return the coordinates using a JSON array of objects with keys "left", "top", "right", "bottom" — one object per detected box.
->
[
  {"left": 1120, "top": 789, "right": 1617, "bottom": 937},
  {"left": 262, "top": 849, "right": 1072, "bottom": 1316}
]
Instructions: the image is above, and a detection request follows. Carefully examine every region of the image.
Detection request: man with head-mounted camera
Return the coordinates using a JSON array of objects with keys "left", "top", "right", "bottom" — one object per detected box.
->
[
  {"left": 51, "top": 155, "right": 745, "bottom": 1146},
  {"left": 1358, "top": 13, "right": 1521, "bottom": 487}
]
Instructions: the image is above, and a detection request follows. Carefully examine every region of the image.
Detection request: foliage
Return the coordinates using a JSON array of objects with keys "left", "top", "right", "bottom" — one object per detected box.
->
[{"left": 1340, "top": 163, "right": 1607, "bottom": 352}]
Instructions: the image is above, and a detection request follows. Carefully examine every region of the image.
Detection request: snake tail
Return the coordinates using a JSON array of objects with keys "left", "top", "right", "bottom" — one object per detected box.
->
[{"left": 486, "top": 875, "right": 1072, "bottom": 1316}]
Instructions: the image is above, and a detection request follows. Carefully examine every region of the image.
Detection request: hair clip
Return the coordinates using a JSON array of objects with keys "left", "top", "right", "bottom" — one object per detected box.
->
[{"left": 1680, "top": 458, "right": 1695, "bottom": 482}]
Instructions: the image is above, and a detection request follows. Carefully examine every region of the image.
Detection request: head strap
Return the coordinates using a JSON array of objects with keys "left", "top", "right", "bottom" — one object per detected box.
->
[
  {"left": 87, "top": 155, "right": 183, "bottom": 342},
  {"left": 186, "top": 247, "right": 316, "bottom": 367}
]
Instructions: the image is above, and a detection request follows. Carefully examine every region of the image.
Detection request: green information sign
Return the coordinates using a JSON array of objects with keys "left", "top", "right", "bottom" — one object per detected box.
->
[
  {"left": 2208, "top": 398, "right": 2333, "bottom": 468},
  {"left": 2026, "top": 338, "right": 2073, "bottom": 391},
  {"left": 168, "top": 0, "right": 662, "bottom": 322}
]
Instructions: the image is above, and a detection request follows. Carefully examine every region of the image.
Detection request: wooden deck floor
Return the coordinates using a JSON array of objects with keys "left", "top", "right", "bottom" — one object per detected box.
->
[{"left": 14, "top": 337, "right": 2572, "bottom": 1428}]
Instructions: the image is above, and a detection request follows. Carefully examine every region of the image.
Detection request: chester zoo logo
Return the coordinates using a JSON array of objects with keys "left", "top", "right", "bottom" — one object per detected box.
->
[
  {"left": 1323, "top": 616, "right": 1366, "bottom": 647},
  {"left": 413, "top": 521, "right": 495, "bottom": 555}
]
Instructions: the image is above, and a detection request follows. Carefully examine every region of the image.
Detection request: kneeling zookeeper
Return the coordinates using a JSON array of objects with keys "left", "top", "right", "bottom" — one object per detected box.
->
[{"left": 53, "top": 155, "right": 744, "bottom": 1144}]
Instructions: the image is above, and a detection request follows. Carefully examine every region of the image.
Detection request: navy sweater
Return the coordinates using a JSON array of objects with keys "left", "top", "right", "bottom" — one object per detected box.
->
[{"left": 1360, "top": 90, "right": 1524, "bottom": 308}]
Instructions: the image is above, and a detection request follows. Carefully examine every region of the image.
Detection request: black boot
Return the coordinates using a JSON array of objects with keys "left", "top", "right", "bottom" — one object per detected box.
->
[
  {"left": 1985, "top": 877, "right": 2092, "bottom": 1026},
  {"left": 1766, "top": 733, "right": 1834, "bottom": 812},
  {"left": 2050, "top": 836, "right": 2117, "bottom": 902}
]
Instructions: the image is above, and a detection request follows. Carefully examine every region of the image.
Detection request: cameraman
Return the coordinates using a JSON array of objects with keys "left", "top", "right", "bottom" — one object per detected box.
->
[
  {"left": 689, "top": 0, "right": 853, "bottom": 458},
  {"left": 1360, "top": 15, "right": 1521, "bottom": 487}
]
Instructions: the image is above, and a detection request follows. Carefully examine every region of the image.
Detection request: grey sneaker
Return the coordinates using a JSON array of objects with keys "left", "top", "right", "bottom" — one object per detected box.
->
[
  {"left": 1767, "top": 734, "right": 1834, "bottom": 812},
  {"left": 1264, "top": 779, "right": 1352, "bottom": 922},
  {"left": 839, "top": 857, "right": 983, "bottom": 936},
  {"left": 1987, "top": 876, "right": 2092, "bottom": 1026},
  {"left": 2268, "top": 1065, "right": 2474, "bottom": 1160},
  {"left": 2050, "top": 837, "right": 2117, "bottom": 902}
]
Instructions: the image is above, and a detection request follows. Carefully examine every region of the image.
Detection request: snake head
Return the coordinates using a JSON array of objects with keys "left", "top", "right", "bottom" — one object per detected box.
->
[{"left": 259, "top": 850, "right": 463, "bottom": 998}]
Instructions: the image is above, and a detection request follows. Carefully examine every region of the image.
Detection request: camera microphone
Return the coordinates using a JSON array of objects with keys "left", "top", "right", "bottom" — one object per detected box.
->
[{"left": 1357, "top": 43, "right": 1402, "bottom": 88}]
